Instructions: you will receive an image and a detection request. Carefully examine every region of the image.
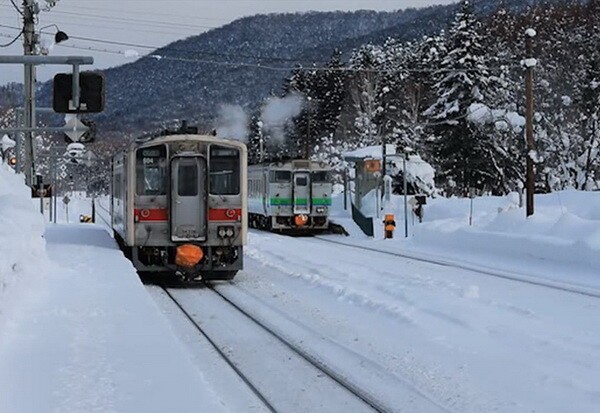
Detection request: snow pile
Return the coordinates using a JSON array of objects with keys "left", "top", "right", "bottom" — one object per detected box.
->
[
  {"left": 415, "top": 191, "right": 600, "bottom": 282},
  {"left": 0, "top": 164, "right": 48, "bottom": 327},
  {"left": 343, "top": 144, "right": 396, "bottom": 160},
  {"left": 389, "top": 155, "right": 436, "bottom": 196},
  {"left": 332, "top": 189, "right": 600, "bottom": 286},
  {"left": 467, "top": 103, "right": 526, "bottom": 133}
]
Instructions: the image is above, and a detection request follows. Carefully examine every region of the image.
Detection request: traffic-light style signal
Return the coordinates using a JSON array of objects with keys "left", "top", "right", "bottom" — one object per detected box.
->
[
  {"left": 8, "top": 156, "right": 17, "bottom": 167},
  {"left": 53, "top": 72, "right": 105, "bottom": 114}
]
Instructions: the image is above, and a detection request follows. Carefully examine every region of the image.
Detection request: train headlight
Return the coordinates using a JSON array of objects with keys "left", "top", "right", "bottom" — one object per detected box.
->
[
  {"left": 316, "top": 206, "right": 328, "bottom": 214},
  {"left": 218, "top": 226, "right": 235, "bottom": 239},
  {"left": 294, "top": 215, "right": 309, "bottom": 227}
]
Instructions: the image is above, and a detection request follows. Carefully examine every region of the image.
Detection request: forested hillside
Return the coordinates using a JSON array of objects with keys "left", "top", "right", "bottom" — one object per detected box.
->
[{"left": 252, "top": 0, "right": 599, "bottom": 195}]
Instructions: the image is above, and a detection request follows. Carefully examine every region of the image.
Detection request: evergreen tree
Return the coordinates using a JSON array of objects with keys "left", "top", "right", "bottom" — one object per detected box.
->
[{"left": 424, "top": 0, "right": 501, "bottom": 194}]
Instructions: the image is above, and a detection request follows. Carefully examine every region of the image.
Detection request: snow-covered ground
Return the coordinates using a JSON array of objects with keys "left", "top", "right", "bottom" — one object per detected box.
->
[
  {"left": 0, "top": 165, "right": 47, "bottom": 335},
  {"left": 0, "top": 172, "right": 229, "bottom": 412},
  {"left": 4, "top": 161, "right": 600, "bottom": 413},
  {"left": 239, "top": 229, "right": 600, "bottom": 412},
  {"left": 332, "top": 190, "right": 600, "bottom": 290}
]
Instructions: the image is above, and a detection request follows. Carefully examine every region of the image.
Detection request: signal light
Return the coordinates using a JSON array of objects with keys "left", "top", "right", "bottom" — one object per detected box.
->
[{"left": 8, "top": 157, "right": 17, "bottom": 167}]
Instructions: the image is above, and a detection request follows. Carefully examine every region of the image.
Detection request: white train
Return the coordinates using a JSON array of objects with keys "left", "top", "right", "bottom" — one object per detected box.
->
[
  {"left": 111, "top": 132, "right": 247, "bottom": 280},
  {"left": 248, "top": 160, "right": 333, "bottom": 232}
]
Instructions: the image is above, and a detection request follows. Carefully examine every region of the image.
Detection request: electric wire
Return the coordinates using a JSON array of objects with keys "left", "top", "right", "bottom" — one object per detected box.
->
[
  {"left": 0, "top": 28, "right": 22, "bottom": 47},
  {"left": 9, "top": 0, "right": 23, "bottom": 17}
]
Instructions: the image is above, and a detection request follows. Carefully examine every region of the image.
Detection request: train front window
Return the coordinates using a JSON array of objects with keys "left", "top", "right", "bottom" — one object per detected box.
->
[
  {"left": 178, "top": 164, "right": 198, "bottom": 197},
  {"left": 311, "top": 171, "right": 331, "bottom": 183},
  {"left": 210, "top": 146, "right": 240, "bottom": 195},
  {"left": 136, "top": 145, "right": 167, "bottom": 196},
  {"left": 270, "top": 171, "right": 291, "bottom": 183},
  {"left": 296, "top": 176, "right": 308, "bottom": 186}
]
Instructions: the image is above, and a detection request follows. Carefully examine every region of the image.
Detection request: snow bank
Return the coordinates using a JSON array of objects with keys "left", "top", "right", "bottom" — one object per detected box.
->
[
  {"left": 343, "top": 144, "right": 396, "bottom": 160},
  {"left": 332, "top": 189, "right": 600, "bottom": 287},
  {"left": 415, "top": 191, "right": 600, "bottom": 283},
  {"left": 0, "top": 164, "right": 48, "bottom": 330}
]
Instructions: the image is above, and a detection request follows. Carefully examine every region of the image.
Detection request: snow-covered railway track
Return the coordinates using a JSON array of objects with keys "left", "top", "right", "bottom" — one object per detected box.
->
[
  {"left": 161, "top": 287, "right": 277, "bottom": 413},
  {"left": 207, "top": 283, "right": 451, "bottom": 413},
  {"left": 161, "top": 286, "right": 388, "bottom": 413},
  {"left": 314, "top": 236, "right": 600, "bottom": 299}
]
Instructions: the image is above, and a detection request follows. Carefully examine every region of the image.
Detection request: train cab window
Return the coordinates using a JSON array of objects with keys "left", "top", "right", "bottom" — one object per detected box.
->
[
  {"left": 136, "top": 145, "right": 167, "bottom": 196},
  {"left": 210, "top": 146, "right": 240, "bottom": 195},
  {"left": 296, "top": 176, "right": 308, "bottom": 186},
  {"left": 311, "top": 171, "right": 331, "bottom": 183},
  {"left": 270, "top": 171, "right": 292, "bottom": 183},
  {"left": 178, "top": 164, "right": 198, "bottom": 196}
]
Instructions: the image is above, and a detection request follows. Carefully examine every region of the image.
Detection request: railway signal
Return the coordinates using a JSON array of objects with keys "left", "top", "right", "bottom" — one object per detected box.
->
[{"left": 53, "top": 72, "right": 106, "bottom": 114}]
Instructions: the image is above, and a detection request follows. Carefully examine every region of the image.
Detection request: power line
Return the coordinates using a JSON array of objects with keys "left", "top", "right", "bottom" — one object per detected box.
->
[
  {"left": 0, "top": 28, "right": 22, "bottom": 47},
  {"left": 44, "top": 8, "right": 220, "bottom": 30},
  {"left": 0, "top": 4, "right": 219, "bottom": 31},
  {"left": 1, "top": 23, "right": 521, "bottom": 75},
  {"left": 8, "top": 0, "right": 22, "bottom": 16},
  {"left": 53, "top": 3, "right": 229, "bottom": 22},
  {"left": 0, "top": 23, "right": 321, "bottom": 64}
]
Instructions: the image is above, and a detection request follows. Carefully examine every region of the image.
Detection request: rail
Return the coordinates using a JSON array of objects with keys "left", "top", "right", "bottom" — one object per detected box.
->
[{"left": 313, "top": 236, "right": 600, "bottom": 299}]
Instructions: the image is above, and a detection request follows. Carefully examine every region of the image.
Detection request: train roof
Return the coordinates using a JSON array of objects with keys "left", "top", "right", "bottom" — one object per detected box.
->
[{"left": 131, "top": 134, "right": 247, "bottom": 151}]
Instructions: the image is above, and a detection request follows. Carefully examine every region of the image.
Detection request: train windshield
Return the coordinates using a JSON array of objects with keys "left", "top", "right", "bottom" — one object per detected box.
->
[
  {"left": 311, "top": 171, "right": 331, "bottom": 183},
  {"left": 210, "top": 146, "right": 240, "bottom": 195},
  {"left": 270, "top": 171, "right": 292, "bottom": 183},
  {"left": 136, "top": 145, "right": 167, "bottom": 196}
]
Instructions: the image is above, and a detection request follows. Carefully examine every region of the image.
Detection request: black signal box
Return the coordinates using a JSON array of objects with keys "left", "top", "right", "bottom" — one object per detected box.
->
[{"left": 53, "top": 72, "right": 105, "bottom": 114}]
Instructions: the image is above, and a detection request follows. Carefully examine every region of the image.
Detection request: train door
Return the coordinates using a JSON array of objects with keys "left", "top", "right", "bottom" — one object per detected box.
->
[
  {"left": 171, "top": 156, "right": 207, "bottom": 242},
  {"left": 293, "top": 172, "right": 311, "bottom": 215}
]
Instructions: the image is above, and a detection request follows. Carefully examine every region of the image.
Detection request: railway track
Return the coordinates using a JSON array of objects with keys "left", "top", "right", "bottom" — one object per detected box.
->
[
  {"left": 158, "top": 283, "right": 450, "bottom": 413},
  {"left": 156, "top": 282, "right": 455, "bottom": 413},
  {"left": 314, "top": 236, "right": 600, "bottom": 299},
  {"left": 160, "top": 285, "right": 384, "bottom": 413}
]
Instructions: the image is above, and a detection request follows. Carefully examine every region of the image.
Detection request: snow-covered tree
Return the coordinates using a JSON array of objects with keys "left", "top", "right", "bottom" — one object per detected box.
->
[{"left": 424, "top": 1, "right": 503, "bottom": 194}]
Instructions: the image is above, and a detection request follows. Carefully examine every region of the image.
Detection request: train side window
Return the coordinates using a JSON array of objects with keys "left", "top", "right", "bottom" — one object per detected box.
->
[
  {"left": 311, "top": 171, "right": 331, "bottom": 183},
  {"left": 136, "top": 145, "right": 167, "bottom": 196},
  {"left": 114, "top": 173, "right": 122, "bottom": 200},
  {"left": 270, "top": 171, "right": 291, "bottom": 183},
  {"left": 210, "top": 146, "right": 240, "bottom": 195}
]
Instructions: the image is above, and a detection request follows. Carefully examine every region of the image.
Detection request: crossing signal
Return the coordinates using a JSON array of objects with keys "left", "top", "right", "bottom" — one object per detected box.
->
[{"left": 8, "top": 156, "right": 17, "bottom": 167}]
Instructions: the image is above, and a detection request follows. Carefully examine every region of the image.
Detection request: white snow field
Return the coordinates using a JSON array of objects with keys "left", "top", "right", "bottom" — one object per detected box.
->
[
  {"left": 330, "top": 190, "right": 600, "bottom": 290},
  {"left": 238, "top": 229, "right": 600, "bottom": 413},
  {"left": 0, "top": 164, "right": 47, "bottom": 333},
  {"left": 0, "top": 172, "right": 228, "bottom": 412},
  {"left": 4, "top": 162, "right": 600, "bottom": 413}
]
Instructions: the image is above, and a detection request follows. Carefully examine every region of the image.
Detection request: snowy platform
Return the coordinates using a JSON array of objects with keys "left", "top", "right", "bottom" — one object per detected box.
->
[{"left": 0, "top": 224, "right": 225, "bottom": 413}]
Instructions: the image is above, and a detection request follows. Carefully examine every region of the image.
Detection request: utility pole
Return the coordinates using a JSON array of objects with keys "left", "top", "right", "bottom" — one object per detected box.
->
[
  {"left": 22, "top": 0, "right": 38, "bottom": 186},
  {"left": 525, "top": 28, "right": 537, "bottom": 217},
  {"left": 306, "top": 106, "right": 311, "bottom": 159}
]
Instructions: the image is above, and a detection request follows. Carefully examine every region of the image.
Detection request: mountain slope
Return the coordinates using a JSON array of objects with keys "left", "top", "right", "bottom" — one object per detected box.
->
[{"left": 33, "top": 0, "right": 575, "bottom": 135}]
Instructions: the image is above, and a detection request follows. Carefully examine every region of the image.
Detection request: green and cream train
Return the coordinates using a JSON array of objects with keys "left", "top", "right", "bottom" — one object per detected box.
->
[{"left": 248, "top": 160, "right": 333, "bottom": 232}]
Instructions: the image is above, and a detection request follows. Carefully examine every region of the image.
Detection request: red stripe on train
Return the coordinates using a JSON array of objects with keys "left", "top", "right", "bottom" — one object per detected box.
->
[
  {"left": 135, "top": 208, "right": 168, "bottom": 222},
  {"left": 209, "top": 208, "right": 242, "bottom": 222}
]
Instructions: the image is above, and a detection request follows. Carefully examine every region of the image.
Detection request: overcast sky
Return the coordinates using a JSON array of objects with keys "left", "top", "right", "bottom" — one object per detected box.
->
[{"left": 0, "top": 0, "right": 456, "bottom": 84}]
